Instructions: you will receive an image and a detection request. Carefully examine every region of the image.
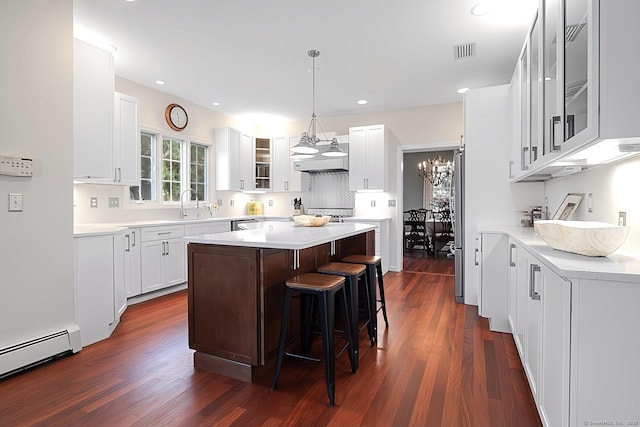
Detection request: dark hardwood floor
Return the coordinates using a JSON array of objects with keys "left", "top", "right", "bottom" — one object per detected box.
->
[{"left": 0, "top": 254, "right": 541, "bottom": 426}]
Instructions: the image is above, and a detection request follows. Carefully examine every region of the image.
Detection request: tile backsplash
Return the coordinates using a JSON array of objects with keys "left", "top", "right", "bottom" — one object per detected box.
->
[{"left": 305, "top": 171, "right": 355, "bottom": 209}]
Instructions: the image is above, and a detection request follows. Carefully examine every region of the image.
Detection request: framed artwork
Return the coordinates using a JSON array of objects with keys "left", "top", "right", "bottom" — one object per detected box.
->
[{"left": 552, "top": 193, "right": 584, "bottom": 220}]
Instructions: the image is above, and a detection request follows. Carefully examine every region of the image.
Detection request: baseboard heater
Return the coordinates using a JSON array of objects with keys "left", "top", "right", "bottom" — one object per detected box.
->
[{"left": 0, "top": 325, "right": 82, "bottom": 379}]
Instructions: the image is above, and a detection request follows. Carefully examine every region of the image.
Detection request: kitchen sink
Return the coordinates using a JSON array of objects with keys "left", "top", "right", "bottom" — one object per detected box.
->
[{"left": 534, "top": 220, "right": 629, "bottom": 256}]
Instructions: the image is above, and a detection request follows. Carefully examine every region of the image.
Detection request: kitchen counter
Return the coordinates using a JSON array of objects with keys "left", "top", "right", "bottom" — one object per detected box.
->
[
  {"left": 187, "top": 221, "right": 376, "bottom": 383},
  {"left": 479, "top": 225, "right": 640, "bottom": 283},
  {"left": 186, "top": 221, "right": 376, "bottom": 250},
  {"left": 73, "top": 215, "right": 290, "bottom": 236}
]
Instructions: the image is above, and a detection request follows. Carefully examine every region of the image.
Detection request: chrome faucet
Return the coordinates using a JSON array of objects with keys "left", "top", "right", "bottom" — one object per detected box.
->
[{"left": 180, "top": 188, "right": 198, "bottom": 218}]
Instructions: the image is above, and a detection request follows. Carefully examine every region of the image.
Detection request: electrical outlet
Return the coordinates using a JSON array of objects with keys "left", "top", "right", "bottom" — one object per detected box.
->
[
  {"left": 230, "top": 200, "right": 234, "bottom": 207},
  {"left": 371, "top": 200, "right": 376, "bottom": 207},
  {"left": 90, "top": 197, "right": 98, "bottom": 208},
  {"left": 109, "top": 197, "right": 120, "bottom": 208},
  {"left": 619, "top": 211, "right": 626, "bottom": 226},
  {"left": 268, "top": 200, "right": 273, "bottom": 207},
  {"left": 388, "top": 199, "right": 396, "bottom": 207}
]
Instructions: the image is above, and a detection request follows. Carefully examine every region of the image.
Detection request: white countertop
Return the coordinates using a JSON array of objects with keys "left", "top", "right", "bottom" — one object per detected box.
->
[
  {"left": 186, "top": 221, "right": 377, "bottom": 250},
  {"left": 479, "top": 225, "right": 640, "bottom": 283},
  {"left": 73, "top": 216, "right": 289, "bottom": 236}
]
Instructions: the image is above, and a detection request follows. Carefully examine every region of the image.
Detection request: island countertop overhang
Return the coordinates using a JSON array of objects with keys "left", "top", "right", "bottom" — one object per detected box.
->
[{"left": 185, "top": 221, "right": 377, "bottom": 250}]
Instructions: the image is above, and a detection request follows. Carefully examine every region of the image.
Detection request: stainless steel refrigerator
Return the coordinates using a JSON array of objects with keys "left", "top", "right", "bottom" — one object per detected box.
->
[{"left": 453, "top": 148, "right": 464, "bottom": 303}]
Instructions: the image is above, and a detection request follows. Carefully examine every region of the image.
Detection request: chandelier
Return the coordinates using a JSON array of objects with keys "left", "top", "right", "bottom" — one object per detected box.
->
[
  {"left": 290, "top": 50, "right": 347, "bottom": 159},
  {"left": 418, "top": 155, "right": 452, "bottom": 186}
]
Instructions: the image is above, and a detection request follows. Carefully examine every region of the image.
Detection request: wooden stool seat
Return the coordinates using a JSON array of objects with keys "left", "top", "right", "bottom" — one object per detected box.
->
[
  {"left": 271, "top": 273, "right": 356, "bottom": 407},
  {"left": 317, "top": 262, "right": 375, "bottom": 353},
  {"left": 286, "top": 273, "right": 345, "bottom": 291},
  {"left": 341, "top": 254, "right": 389, "bottom": 328}
]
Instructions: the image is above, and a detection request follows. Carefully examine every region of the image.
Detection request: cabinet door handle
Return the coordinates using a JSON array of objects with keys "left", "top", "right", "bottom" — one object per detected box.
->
[
  {"left": 125, "top": 234, "right": 130, "bottom": 252},
  {"left": 157, "top": 232, "right": 172, "bottom": 236},
  {"left": 566, "top": 114, "right": 575, "bottom": 139},
  {"left": 118, "top": 167, "right": 122, "bottom": 182},
  {"left": 165, "top": 241, "right": 169, "bottom": 256},
  {"left": 521, "top": 147, "right": 529, "bottom": 170},
  {"left": 529, "top": 263, "right": 541, "bottom": 300},
  {"left": 509, "top": 160, "right": 515, "bottom": 179},
  {"left": 162, "top": 241, "right": 166, "bottom": 256},
  {"left": 474, "top": 248, "right": 480, "bottom": 266},
  {"left": 114, "top": 167, "right": 118, "bottom": 183},
  {"left": 132, "top": 230, "right": 136, "bottom": 247},
  {"left": 531, "top": 146, "right": 538, "bottom": 162},
  {"left": 509, "top": 243, "right": 516, "bottom": 267},
  {"left": 551, "top": 115, "right": 561, "bottom": 152},
  {"left": 240, "top": 179, "right": 244, "bottom": 190}
]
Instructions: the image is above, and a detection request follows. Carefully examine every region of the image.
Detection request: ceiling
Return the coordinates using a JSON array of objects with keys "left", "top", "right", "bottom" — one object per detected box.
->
[{"left": 73, "top": 0, "right": 537, "bottom": 123}]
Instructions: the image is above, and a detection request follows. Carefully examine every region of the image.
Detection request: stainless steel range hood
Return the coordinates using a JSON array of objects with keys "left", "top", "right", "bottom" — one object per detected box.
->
[{"left": 293, "top": 141, "right": 349, "bottom": 172}]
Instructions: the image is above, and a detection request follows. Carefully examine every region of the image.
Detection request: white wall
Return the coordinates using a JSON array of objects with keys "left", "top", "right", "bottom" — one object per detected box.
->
[
  {"left": 0, "top": 1, "right": 77, "bottom": 347},
  {"left": 545, "top": 155, "right": 640, "bottom": 253}
]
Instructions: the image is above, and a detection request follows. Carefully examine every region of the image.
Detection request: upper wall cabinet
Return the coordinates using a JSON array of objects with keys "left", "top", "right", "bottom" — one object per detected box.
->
[
  {"left": 73, "top": 39, "right": 114, "bottom": 180},
  {"left": 348, "top": 124, "right": 387, "bottom": 191},
  {"left": 113, "top": 92, "right": 140, "bottom": 186},
  {"left": 511, "top": 0, "right": 640, "bottom": 181},
  {"left": 215, "top": 127, "right": 254, "bottom": 191},
  {"left": 271, "top": 136, "right": 301, "bottom": 192}
]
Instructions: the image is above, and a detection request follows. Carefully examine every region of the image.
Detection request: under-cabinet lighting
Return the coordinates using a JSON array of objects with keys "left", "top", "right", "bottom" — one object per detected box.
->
[
  {"left": 565, "top": 138, "right": 637, "bottom": 165},
  {"left": 356, "top": 99, "right": 368, "bottom": 105},
  {"left": 154, "top": 80, "right": 165, "bottom": 85},
  {"left": 457, "top": 87, "right": 470, "bottom": 94}
]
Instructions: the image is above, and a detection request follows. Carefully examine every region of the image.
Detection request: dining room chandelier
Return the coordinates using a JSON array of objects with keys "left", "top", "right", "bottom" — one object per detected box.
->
[
  {"left": 290, "top": 50, "right": 347, "bottom": 158},
  {"left": 418, "top": 155, "right": 452, "bottom": 186}
]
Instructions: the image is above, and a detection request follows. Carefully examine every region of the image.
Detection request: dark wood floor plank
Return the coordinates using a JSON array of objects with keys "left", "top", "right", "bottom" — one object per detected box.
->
[{"left": 0, "top": 255, "right": 541, "bottom": 426}]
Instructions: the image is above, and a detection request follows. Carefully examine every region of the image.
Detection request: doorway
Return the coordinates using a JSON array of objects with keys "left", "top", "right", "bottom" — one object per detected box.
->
[{"left": 395, "top": 142, "right": 459, "bottom": 271}]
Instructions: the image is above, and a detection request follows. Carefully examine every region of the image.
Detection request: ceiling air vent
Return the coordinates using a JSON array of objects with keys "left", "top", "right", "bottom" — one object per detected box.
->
[{"left": 453, "top": 43, "right": 476, "bottom": 60}]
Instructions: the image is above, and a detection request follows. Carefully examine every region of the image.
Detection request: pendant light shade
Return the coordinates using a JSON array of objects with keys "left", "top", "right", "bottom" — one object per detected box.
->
[
  {"left": 291, "top": 132, "right": 319, "bottom": 154},
  {"left": 321, "top": 138, "right": 348, "bottom": 157}
]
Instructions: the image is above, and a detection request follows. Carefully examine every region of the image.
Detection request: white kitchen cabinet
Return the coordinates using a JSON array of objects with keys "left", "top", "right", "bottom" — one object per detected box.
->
[
  {"left": 73, "top": 38, "right": 114, "bottom": 180},
  {"left": 348, "top": 124, "right": 387, "bottom": 191},
  {"left": 539, "top": 263, "right": 570, "bottom": 427},
  {"left": 74, "top": 234, "right": 116, "bottom": 347},
  {"left": 215, "top": 127, "right": 254, "bottom": 191},
  {"left": 113, "top": 92, "right": 140, "bottom": 185},
  {"left": 524, "top": 259, "right": 542, "bottom": 402},
  {"left": 124, "top": 228, "right": 142, "bottom": 298},
  {"left": 479, "top": 233, "right": 510, "bottom": 332},
  {"left": 254, "top": 137, "right": 271, "bottom": 191},
  {"left": 113, "top": 233, "right": 128, "bottom": 319},
  {"left": 140, "top": 225, "right": 185, "bottom": 293},
  {"left": 510, "top": 0, "right": 640, "bottom": 181},
  {"left": 271, "top": 136, "right": 302, "bottom": 192}
]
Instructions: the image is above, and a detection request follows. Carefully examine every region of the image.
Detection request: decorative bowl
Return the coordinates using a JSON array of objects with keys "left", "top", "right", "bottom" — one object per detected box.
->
[
  {"left": 292, "top": 215, "right": 331, "bottom": 227},
  {"left": 534, "top": 220, "right": 629, "bottom": 256}
]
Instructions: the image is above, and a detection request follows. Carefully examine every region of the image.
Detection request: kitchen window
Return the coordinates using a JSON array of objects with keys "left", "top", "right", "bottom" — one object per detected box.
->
[
  {"left": 161, "top": 137, "right": 183, "bottom": 202},
  {"left": 189, "top": 143, "right": 207, "bottom": 201},
  {"left": 130, "top": 131, "right": 209, "bottom": 204}
]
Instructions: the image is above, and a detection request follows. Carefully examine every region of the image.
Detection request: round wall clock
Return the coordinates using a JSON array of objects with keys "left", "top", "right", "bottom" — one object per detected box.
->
[{"left": 165, "top": 103, "right": 188, "bottom": 131}]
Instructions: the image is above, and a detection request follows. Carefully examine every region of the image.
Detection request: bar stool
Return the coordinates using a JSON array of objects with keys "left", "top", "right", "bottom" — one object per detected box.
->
[
  {"left": 341, "top": 254, "right": 389, "bottom": 328},
  {"left": 271, "top": 273, "right": 356, "bottom": 407},
  {"left": 317, "top": 262, "right": 375, "bottom": 359}
]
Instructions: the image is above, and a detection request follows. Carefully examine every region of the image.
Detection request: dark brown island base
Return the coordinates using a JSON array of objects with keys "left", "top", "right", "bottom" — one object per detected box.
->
[{"left": 186, "top": 221, "right": 376, "bottom": 383}]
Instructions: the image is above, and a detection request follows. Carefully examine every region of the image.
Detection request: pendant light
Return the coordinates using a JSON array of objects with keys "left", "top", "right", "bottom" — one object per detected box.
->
[{"left": 291, "top": 50, "right": 346, "bottom": 157}]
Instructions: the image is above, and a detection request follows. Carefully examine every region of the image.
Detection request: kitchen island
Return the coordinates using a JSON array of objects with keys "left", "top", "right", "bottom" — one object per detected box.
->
[{"left": 186, "top": 221, "right": 376, "bottom": 383}]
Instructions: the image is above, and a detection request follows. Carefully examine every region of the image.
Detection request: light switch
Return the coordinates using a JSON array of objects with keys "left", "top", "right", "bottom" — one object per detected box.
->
[{"left": 9, "top": 193, "right": 23, "bottom": 212}]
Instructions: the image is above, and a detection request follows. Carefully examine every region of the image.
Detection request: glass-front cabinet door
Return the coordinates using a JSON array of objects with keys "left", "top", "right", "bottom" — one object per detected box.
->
[
  {"left": 519, "top": 43, "right": 530, "bottom": 170},
  {"left": 543, "top": 0, "right": 562, "bottom": 156},
  {"left": 563, "top": 0, "right": 598, "bottom": 148},
  {"left": 529, "top": 13, "right": 541, "bottom": 164}
]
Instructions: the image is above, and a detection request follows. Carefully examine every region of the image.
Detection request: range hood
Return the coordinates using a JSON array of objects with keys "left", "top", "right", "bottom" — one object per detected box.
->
[{"left": 293, "top": 142, "right": 349, "bottom": 172}]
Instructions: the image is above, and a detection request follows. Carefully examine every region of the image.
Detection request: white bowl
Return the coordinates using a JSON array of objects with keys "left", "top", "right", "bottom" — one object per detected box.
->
[
  {"left": 292, "top": 215, "right": 331, "bottom": 227},
  {"left": 534, "top": 220, "right": 629, "bottom": 257}
]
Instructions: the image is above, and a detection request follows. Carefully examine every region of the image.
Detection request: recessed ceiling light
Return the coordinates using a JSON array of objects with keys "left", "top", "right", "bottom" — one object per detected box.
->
[
  {"left": 212, "top": 102, "right": 220, "bottom": 106},
  {"left": 471, "top": 2, "right": 493, "bottom": 16},
  {"left": 457, "top": 87, "right": 470, "bottom": 94},
  {"left": 155, "top": 80, "right": 165, "bottom": 85},
  {"left": 356, "top": 99, "right": 368, "bottom": 105}
]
